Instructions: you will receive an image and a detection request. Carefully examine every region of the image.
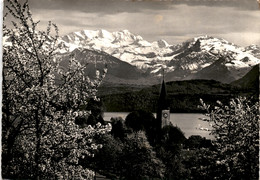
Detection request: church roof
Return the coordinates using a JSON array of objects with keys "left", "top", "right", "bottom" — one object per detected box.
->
[
  {"left": 158, "top": 69, "right": 168, "bottom": 110},
  {"left": 159, "top": 79, "right": 167, "bottom": 103}
]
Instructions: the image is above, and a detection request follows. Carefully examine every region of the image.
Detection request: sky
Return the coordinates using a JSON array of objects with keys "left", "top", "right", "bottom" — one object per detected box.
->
[{"left": 3, "top": 0, "right": 260, "bottom": 46}]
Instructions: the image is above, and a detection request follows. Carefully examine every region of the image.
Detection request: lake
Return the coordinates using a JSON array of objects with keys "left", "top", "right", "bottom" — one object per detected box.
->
[{"left": 104, "top": 112, "right": 213, "bottom": 139}]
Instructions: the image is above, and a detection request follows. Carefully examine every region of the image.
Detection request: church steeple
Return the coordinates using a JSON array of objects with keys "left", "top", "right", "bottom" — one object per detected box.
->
[
  {"left": 157, "top": 68, "right": 170, "bottom": 128},
  {"left": 158, "top": 71, "right": 167, "bottom": 108}
]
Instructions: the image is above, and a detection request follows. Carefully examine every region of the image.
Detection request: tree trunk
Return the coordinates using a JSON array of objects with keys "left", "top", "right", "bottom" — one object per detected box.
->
[{"left": 35, "top": 109, "right": 41, "bottom": 179}]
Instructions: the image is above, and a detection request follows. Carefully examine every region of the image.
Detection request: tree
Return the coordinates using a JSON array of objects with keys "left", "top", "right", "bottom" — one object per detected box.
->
[
  {"left": 110, "top": 116, "right": 128, "bottom": 140},
  {"left": 125, "top": 110, "right": 158, "bottom": 145},
  {"left": 185, "top": 135, "right": 213, "bottom": 149},
  {"left": 2, "top": 0, "right": 111, "bottom": 179},
  {"left": 181, "top": 148, "right": 219, "bottom": 180},
  {"left": 121, "top": 131, "right": 165, "bottom": 179},
  {"left": 156, "top": 125, "right": 187, "bottom": 179},
  {"left": 75, "top": 98, "right": 105, "bottom": 127},
  {"left": 160, "top": 125, "right": 186, "bottom": 153},
  {"left": 86, "top": 134, "right": 123, "bottom": 178},
  {"left": 185, "top": 135, "right": 204, "bottom": 149},
  {"left": 199, "top": 97, "right": 259, "bottom": 179}
]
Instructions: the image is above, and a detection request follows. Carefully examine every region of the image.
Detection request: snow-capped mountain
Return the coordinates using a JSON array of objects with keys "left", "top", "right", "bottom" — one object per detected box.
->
[
  {"left": 165, "top": 36, "right": 260, "bottom": 82},
  {"left": 60, "top": 29, "right": 175, "bottom": 71},
  {"left": 3, "top": 28, "right": 259, "bottom": 84},
  {"left": 60, "top": 30, "right": 260, "bottom": 83}
]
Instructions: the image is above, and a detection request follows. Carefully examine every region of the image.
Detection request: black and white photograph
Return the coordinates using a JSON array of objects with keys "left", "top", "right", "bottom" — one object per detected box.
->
[{"left": 2, "top": 0, "right": 259, "bottom": 179}]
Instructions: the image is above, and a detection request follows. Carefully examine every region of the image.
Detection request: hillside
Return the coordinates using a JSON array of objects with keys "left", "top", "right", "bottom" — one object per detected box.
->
[
  {"left": 231, "top": 64, "right": 259, "bottom": 90},
  {"left": 99, "top": 80, "right": 245, "bottom": 113},
  {"left": 59, "top": 48, "right": 158, "bottom": 85},
  {"left": 99, "top": 61, "right": 259, "bottom": 112}
]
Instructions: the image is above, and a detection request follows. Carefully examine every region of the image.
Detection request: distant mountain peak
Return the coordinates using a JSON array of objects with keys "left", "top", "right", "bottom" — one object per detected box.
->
[
  {"left": 57, "top": 29, "right": 260, "bottom": 83},
  {"left": 4, "top": 27, "right": 259, "bottom": 84},
  {"left": 193, "top": 35, "right": 211, "bottom": 40},
  {"left": 157, "top": 39, "right": 169, "bottom": 48}
]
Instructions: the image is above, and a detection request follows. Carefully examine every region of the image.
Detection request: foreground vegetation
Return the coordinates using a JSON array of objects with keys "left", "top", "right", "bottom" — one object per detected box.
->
[
  {"left": 87, "top": 97, "right": 258, "bottom": 180},
  {"left": 2, "top": 1, "right": 111, "bottom": 179}
]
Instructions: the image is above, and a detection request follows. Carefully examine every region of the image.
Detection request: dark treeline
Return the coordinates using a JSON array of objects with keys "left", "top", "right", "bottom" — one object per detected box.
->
[{"left": 99, "top": 79, "right": 258, "bottom": 113}]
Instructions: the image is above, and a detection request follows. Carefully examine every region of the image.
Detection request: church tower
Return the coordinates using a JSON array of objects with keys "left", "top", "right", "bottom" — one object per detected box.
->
[{"left": 156, "top": 69, "right": 171, "bottom": 128}]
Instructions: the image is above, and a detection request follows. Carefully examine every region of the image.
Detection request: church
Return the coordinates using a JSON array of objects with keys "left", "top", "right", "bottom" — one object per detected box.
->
[{"left": 156, "top": 70, "right": 171, "bottom": 128}]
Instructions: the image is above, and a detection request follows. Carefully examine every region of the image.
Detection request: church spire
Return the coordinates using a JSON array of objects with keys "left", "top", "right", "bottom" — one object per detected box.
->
[
  {"left": 162, "top": 68, "right": 165, "bottom": 81},
  {"left": 158, "top": 68, "right": 167, "bottom": 107},
  {"left": 157, "top": 68, "right": 170, "bottom": 128}
]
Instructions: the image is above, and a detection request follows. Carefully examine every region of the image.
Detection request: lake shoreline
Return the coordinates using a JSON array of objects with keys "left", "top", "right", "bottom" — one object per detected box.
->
[{"left": 103, "top": 112, "right": 213, "bottom": 139}]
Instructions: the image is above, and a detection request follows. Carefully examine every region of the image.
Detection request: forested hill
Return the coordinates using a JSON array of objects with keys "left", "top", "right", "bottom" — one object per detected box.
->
[
  {"left": 98, "top": 78, "right": 258, "bottom": 113},
  {"left": 231, "top": 64, "right": 259, "bottom": 91}
]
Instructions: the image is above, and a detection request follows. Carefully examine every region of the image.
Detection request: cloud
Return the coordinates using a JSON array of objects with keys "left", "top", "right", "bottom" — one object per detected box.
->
[
  {"left": 126, "top": 5, "right": 260, "bottom": 41},
  {"left": 172, "top": 0, "right": 259, "bottom": 11},
  {"left": 217, "top": 32, "right": 260, "bottom": 46},
  {"left": 4, "top": 0, "right": 260, "bottom": 46},
  {"left": 27, "top": 0, "right": 173, "bottom": 14},
  {"left": 26, "top": 0, "right": 259, "bottom": 13}
]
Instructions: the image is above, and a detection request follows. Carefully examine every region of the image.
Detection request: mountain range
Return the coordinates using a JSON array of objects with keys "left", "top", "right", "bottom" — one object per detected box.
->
[
  {"left": 4, "top": 29, "right": 259, "bottom": 85},
  {"left": 59, "top": 29, "right": 260, "bottom": 84},
  {"left": 4, "top": 29, "right": 259, "bottom": 112}
]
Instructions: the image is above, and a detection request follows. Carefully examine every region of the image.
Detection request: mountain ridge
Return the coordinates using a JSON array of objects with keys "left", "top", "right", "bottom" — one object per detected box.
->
[
  {"left": 59, "top": 29, "right": 260, "bottom": 83},
  {"left": 3, "top": 29, "right": 259, "bottom": 84}
]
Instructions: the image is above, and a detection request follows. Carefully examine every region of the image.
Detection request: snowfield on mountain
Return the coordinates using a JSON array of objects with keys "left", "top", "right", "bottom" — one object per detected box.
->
[
  {"left": 4, "top": 29, "right": 259, "bottom": 84},
  {"left": 59, "top": 29, "right": 259, "bottom": 83}
]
